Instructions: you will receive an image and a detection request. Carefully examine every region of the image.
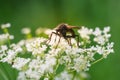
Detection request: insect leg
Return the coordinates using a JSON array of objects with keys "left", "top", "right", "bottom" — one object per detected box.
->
[
  {"left": 55, "top": 36, "right": 61, "bottom": 49},
  {"left": 66, "top": 38, "right": 70, "bottom": 45},
  {"left": 75, "top": 35, "right": 80, "bottom": 47},
  {"left": 47, "top": 32, "right": 58, "bottom": 44},
  {"left": 54, "top": 32, "right": 59, "bottom": 42},
  {"left": 68, "top": 38, "right": 72, "bottom": 47},
  {"left": 65, "top": 36, "right": 72, "bottom": 47}
]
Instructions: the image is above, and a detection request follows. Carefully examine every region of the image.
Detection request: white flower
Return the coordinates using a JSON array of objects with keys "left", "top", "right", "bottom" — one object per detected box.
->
[
  {"left": 1, "top": 45, "right": 8, "bottom": 51},
  {"left": 73, "top": 55, "right": 90, "bottom": 72},
  {"left": 25, "top": 69, "right": 41, "bottom": 80},
  {"left": 12, "top": 57, "right": 30, "bottom": 70},
  {"left": 0, "top": 45, "right": 8, "bottom": 59},
  {"left": 10, "top": 44, "right": 23, "bottom": 53},
  {"left": 45, "top": 55, "right": 56, "bottom": 66},
  {"left": 0, "top": 33, "right": 14, "bottom": 42},
  {"left": 78, "top": 26, "right": 93, "bottom": 40},
  {"left": 106, "top": 42, "right": 114, "bottom": 53},
  {"left": 55, "top": 71, "right": 72, "bottom": 80},
  {"left": 21, "top": 27, "right": 31, "bottom": 34},
  {"left": 17, "top": 40, "right": 25, "bottom": 46},
  {"left": 0, "top": 49, "right": 16, "bottom": 64},
  {"left": 9, "top": 35, "right": 14, "bottom": 39},
  {"left": 103, "top": 42, "right": 114, "bottom": 58},
  {"left": 48, "top": 48, "right": 61, "bottom": 56},
  {"left": 35, "top": 28, "right": 43, "bottom": 35},
  {"left": 94, "top": 35, "right": 106, "bottom": 45},
  {"left": 65, "top": 46, "right": 81, "bottom": 55},
  {"left": 61, "top": 56, "right": 71, "bottom": 64},
  {"left": 93, "top": 27, "right": 111, "bottom": 45},
  {"left": 17, "top": 72, "right": 27, "bottom": 80},
  {"left": 6, "top": 33, "right": 14, "bottom": 40},
  {"left": 28, "top": 58, "right": 42, "bottom": 71},
  {"left": 103, "top": 26, "right": 110, "bottom": 34},
  {"left": 40, "top": 55, "right": 56, "bottom": 73},
  {"left": 26, "top": 38, "right": 47, "bottom": 55},
  {"left": 93, "top": 27, "right": 102, "bottom": 36},
  {"left": 1, "top": 23, "right": 11, "bottom": 29},
  {"left": 45, "top": 29, "right": 53, "bottom": 35},
  {"left": 96, "top": 45, "right": 105, "bottom": 55}
]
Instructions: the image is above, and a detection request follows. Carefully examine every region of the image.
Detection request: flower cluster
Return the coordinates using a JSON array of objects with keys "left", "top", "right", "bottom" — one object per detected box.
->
[
  {"left": 0, "top": 23, "right": 14, "bottom": 45},
  {"left": 0, "top": 23, "right": 114, "bottom": 80}
]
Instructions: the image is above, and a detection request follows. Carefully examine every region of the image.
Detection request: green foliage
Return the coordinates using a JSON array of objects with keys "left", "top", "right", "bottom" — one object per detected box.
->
[
  {"left": 56, "top": 64, "right": 65, "bottom": 75},
  {"left": 0, "top": 62, "right": 18, "bottom": 80}
]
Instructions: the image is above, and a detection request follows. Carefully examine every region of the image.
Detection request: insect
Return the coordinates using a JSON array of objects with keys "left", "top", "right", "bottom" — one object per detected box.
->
[{"left": 47, "top": 23, "right": 80, "bottom": 48}]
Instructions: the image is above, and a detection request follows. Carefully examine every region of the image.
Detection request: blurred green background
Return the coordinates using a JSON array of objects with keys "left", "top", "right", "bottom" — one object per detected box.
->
[{"left": 0, "top": 0, "right": 120, "bottom": 80}]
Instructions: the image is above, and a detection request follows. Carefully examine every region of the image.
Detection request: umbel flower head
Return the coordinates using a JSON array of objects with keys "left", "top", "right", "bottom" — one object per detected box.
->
[{"left": 0, "top": 23, "right": 114, "bottom": 80}]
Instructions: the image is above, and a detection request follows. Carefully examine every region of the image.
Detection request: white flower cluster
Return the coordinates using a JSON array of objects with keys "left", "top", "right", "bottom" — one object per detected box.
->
[
  {"left": 0, "top": 33, "right": 14, "bottom": 43},
  {"left": 0, "top": 24, "right": 114, "bottom": 80},
  {"left": 21, "top": 27, "right": 31, "bottom": 34},
  {"left": 0, "top": 23, "right": 14, "bottom": 44},
  {"left": 1, "top": 23, "right": 11, "bottom": 29}
]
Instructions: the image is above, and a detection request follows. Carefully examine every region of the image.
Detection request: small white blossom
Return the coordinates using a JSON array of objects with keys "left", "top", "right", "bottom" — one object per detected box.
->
[
  {"left": 0, "top": 33, "right": 14, "bottom": 43},
  {"left": 96, "top": 45, "right": 105, "bottom": 55},
  {"left": 35, "top": 28, "right": 43, "bottom": 35},
  {"left": 40, "top": 55, "right": 56, "bottom": 73},
  {"left": 17, "top": 72, "right": 27, "bottom": 80},
  {"left": 93, "top": 27, "right": 102, "bottom": 36},
  {"left": 78, "top": 26, "right": 93, "bottom": 40},
  {"left": 1, "top": 45, "right": 8, "bottom": 51},
  {"left": 103, "top": 26, "right": 110, "bottom": 34},
  {"left": 94, "top": 36, "right": 106, "bottom": 45},
  {"left": 93, "top": 27, "right": 111, "bottom": 45},
  {"left": 73, "top": 55, "right": 90, "bottom": 72},
  {"left": 17, "top": 40, "right": 25, "bottom": 46},
  {"left": 9, "top": 35, "right": 14, "bottom": 39},
  {"left": 21, "top": 27, "right": 31, "bottom": 34},
  {"left": 26, "top": 38, "right": 47, "bottom": 55},
  {"left": 10, "top": 44, "right": 23, "bottom": 53},
  {"left": 1, "top": 49, "right": 16, "bottom": 64},
  {"left": 12, "top": 57, "right": 30, "bottom": 70},
  {"left": 0, "top": 45, "right": 8, "bottom": 59},
  {"left": 1, "top": 23, "right": 11, "bottom": 29},
  {"left": 28, "top": 58, "right": 43, "bottom": 72},
  {"left": 44, "top": 29, "right": 53, "bottom": 35},
  {"left": 55, "top": 71, "right": 72, "bottom": 80},
  {"left": 106, "top": 42, "right": 114, "bottom": 53},
  {"left": 103, "top": 42, "right": 114, "bottom": 58},
  {"left": 25, "top": 69, "right": 41, "bottom": 80}
]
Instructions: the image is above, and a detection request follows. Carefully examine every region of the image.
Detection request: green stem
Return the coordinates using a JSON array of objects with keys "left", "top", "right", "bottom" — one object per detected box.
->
[
  {"left": 54, "top": 58, "right": 59, "bottom": 75},
  {"left": 7, "top": 36, "right": 11, "bottom": 47},
  {"left": 91, "top": 57, "right": 104, "bottom": 65},
  {"left": 72, "top": 71, "right": 76, "bottom": 80},
  {"left": 3, "top": 28, "right": 11, "bottom": 46}
]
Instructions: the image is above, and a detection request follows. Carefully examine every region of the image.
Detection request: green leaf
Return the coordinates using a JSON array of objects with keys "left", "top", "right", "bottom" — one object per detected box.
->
[
  {"left": 55, "top": 64, "right": 65, "bottom": 75},
  {"left": 0, "top": 62, "right": 18, "bottom": 80}
]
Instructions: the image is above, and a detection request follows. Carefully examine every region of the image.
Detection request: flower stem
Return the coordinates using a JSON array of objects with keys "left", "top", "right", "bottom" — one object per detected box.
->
[
  {"left": 72, "top": 71, "right": 76, "bottom": 80},
  {"left": 91, "top": 57, "right": 104, "bottom": 65},
  {"left": 3, "top": 28, "right": 11, "bottom": 46}
]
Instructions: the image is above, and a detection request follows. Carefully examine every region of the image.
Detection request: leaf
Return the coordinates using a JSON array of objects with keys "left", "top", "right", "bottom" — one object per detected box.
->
[
  {"left": 0, "top": 62, "right": 18, "bottom": 80},
  {"left": 55, "top": 64, "right": 65, "bottom": 75}
]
